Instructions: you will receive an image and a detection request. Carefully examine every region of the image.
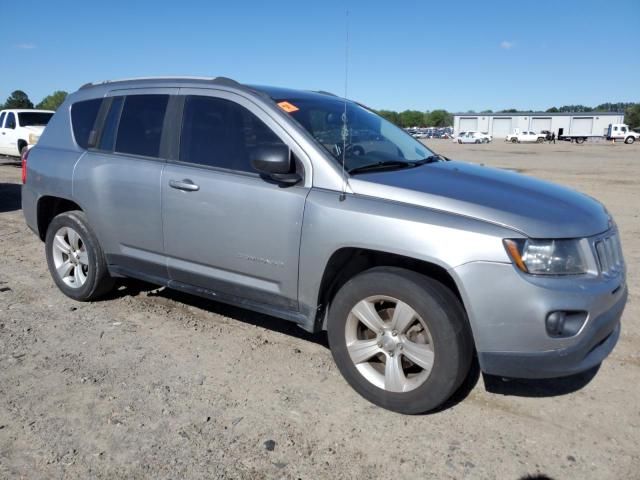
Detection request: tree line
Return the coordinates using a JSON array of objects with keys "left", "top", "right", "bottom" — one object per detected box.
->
[
  {"left": 1, "top": 90, "right": 68, "bottom": 111},
  {"left": 2, "top": 89, "right": 639, "bottom": 129}
]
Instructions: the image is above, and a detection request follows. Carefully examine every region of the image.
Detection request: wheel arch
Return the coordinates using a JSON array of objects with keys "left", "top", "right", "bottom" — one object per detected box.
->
[
  {"left": 316, "top": 247, "right": 466, "bottom": 331},
  {"left": 36, "top": 195, "right": 84, "bottom": 241}
]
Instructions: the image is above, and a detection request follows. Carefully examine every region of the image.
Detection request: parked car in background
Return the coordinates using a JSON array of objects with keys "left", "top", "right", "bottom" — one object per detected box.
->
[
  {"left": 0, "top": 109, "right": 54, "bottom": 157},
  {"left": 22, "top": 77, "right": 627, "bottom": 414},
  {"left": 506, "top": 131, "right": 546, "bottom": 143},
  {"left": 457, "top": 132, "right": 490, "bottom": 144},
  {"left": 452, "top": 131, "right": 466, "bottom": 142}
]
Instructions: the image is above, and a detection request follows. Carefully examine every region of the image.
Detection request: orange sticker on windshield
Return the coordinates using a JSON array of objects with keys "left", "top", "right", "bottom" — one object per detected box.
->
[{"left": 277, "top": 101, "right": 299, "bottom": 113}]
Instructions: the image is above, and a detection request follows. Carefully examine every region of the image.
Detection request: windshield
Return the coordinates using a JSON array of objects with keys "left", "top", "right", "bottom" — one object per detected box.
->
[
  {"left": 18, "top": 112, "right": 53, "bottom": 127},
  {"left": 273, "top": 96, "right": 434, "bottom": 173}
]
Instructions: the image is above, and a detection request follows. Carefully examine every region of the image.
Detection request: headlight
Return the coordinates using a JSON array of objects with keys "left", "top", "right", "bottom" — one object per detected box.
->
[
  {"left": 28, "top": 133, "right": 40, "bottom": 144},
  {"left": 503, "top": 238, "right": 589, "bottom": 275}
]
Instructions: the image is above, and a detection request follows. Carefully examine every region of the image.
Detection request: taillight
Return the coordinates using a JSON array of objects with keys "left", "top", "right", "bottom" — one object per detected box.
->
[{"left": 21, "top": 148, "right": 30, "bottom": 184}]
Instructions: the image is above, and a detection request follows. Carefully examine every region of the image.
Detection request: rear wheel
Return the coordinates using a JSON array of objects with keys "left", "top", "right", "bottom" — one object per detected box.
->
[
  {"left": 45, "top": 210, "right": 114, "bottom": 301},
  {"left": 511, "top": 137, "right": 517, "bottom": 143},
  {"left": 537, "top": 137, "right": 544, "bottom": 143},
  {"left": 575, "top": 137, "right": 586, "bottom": 144},
  {"left": 327, "top": 267, "right": 473, "bottom": 414}
]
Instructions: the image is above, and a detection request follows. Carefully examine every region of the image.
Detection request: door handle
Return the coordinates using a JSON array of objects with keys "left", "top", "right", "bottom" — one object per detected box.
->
[{"left": 169, "top": 179, "right": 200, "bottom": 192}]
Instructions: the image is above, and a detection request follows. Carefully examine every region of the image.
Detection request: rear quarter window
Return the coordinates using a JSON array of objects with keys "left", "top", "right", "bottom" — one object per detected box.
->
[{"left": 71, "top": 99, "right": 103, "bottom": 149}]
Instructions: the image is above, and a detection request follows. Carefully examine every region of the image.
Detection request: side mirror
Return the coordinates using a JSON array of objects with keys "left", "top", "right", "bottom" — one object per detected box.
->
[{"left": 250, "top": 144, "right": 301, "bottom": 186}]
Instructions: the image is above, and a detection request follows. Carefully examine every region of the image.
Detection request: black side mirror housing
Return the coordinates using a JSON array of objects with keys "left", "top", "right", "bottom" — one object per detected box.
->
[{"left": 250, "top": 144, "right": 301, "bottom": 186}]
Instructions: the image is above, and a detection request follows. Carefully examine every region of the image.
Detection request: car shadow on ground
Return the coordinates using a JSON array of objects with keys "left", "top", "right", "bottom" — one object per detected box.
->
[
  {"left": 0, "top": 181, "right": 22, "bottom": 213},
  {"left": 482, "top": 366, "right": 600, "bottom": 397},
  {"left": 108, "top": 279, "right": 329, "bottom": 348}
]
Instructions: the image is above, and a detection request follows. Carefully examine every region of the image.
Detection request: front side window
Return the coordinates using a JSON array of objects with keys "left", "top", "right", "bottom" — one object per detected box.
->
[
  {"left": 271, "top": 95, "right": 433, "bottom": 174},
  {"left": 115, "top": 95, "right": 169, "bottom": 158},
  {"left": 5, "top": 112, "right": 16, "bottom": 129},
  {"left": 179, "top": 95, "right": 286, "bottom": 173},
  {"left": 0, "top": 112, "right": 5, "bottom": 128},
  {"left": 71, "top": 99, "right": 102, "bottom": 149},
  {"left": 18, "top": 112, "right": 53, "bottom": 127}
]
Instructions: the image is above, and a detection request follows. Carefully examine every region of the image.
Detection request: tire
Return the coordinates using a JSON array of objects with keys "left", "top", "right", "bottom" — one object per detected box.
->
[
  {"left": 327, "top": 267, "right": 473, "bottom": 414},
  {"left": 45, "top": 210, "right": 114, "bottom": 301},
  {"left": 18, "top": 141, "right": 28, "bottom": 157},
  {"left": 511, "top": 138, "right": 517, "bottom": 143},
  {"left": 537, "top": 138, "right": 544, "bottom": 143},
  {"left": 625, "top": 136, "right": 635, "bottom": 144},
  {"left": 575, "top": 137, "right": 585, "bottom": 144},
  {"left": 475, "top": 139, "right": 481, "bottom": 144}
]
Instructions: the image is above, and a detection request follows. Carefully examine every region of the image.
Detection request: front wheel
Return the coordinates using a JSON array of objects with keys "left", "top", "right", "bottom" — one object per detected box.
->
[
  {"left": 45, "top": 210, "right": 114, "bottom": 301},
  {"left": 511, "top": 138, "right": 517, "bottom": 143},
  {"left": 327, "top": 267, "right": 473, "bottom": 414},
  {"left": 625, "top": 136, "right": 635, "bottom": 144}
]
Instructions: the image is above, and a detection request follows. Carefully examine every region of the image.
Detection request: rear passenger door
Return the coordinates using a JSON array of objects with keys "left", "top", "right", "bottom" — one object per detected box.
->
[
  {"left": 73, "top": 89, "right": 177, "bottom": 282},
  {"left": 161, "top": 91, "right": 309, "bottom": 310}
]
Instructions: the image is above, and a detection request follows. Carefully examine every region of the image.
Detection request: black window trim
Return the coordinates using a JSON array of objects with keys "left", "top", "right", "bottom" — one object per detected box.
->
[{"left": 168, "top": 94, "right": 305, "bottom": 183}]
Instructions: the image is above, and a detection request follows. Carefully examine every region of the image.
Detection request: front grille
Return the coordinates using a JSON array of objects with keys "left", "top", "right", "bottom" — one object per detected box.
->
[{"left": 595, "top": 232, "right": 624, "bottom": 276}]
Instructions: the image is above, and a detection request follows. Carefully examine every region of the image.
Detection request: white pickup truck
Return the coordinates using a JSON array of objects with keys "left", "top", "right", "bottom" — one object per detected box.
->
[
  {"left": 505, "top": 130, "right": 546, "bottom": 143},
  {"left": 0, "top": 109, "right": 54, "bottom": 157}
]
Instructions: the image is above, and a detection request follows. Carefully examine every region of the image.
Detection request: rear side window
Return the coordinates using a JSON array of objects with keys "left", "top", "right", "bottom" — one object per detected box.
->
[
  {"left": 0, "top": 112, "right": 5, "bottom": 127},
  {"left": 71, "top": 99, "right": 102, "bottom": 149},
  {"left": 98, "top": 97, "right": 124, "bottom": 151},
  {"left": 115, "top": 95, "right": 168, "bottom": 158},
  {"left": 179, "top": 95, "right": 285, "bottom": 172}
]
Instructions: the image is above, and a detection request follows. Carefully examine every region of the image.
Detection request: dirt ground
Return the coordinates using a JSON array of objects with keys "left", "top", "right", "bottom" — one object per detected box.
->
[{"left": 0, "top": 140, "right": 638, "bottom": 479}]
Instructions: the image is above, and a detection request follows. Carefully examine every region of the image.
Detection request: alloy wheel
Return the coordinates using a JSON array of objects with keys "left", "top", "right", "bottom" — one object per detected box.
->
[
  {"left": 51, "top": 226, "right": 89, "bottom": 288},
  {"left": 345, "top": 295, "right": 435, "bottom": 392}
]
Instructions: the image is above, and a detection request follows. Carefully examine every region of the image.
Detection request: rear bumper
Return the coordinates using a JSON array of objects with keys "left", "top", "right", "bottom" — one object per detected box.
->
[{"left": 478, "top": 287, "right": 625, "bottom": 379}]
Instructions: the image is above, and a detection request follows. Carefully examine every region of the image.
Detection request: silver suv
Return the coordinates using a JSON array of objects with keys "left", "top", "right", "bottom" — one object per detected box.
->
[{"left": 21, "top": 77, "right": 627, "bottom": 414}]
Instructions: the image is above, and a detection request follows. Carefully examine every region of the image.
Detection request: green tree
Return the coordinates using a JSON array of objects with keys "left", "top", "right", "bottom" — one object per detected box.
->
[
  {"left": 625, "top": 104, "right": 640, "bottom": 129},
  {"left": 36, "top": 90, "right": 68, "bottom": 110},
  {"left": 377, "top": 109, "right": 401, "bottom": 126},
  {"left": 3, "top": 90, "right": 34, "bottom": 109},
  {"left": 425, "top": 109, "right": 453, "bottom": 127},
  {"left": 499, "top": 109, "right": 519, "bottom": 113},
  {"left": 399, "top": 110, "right": 426, "bottom": 128},
  {"left": 546, "top": 107, "right": 559, "bottom": 113}
]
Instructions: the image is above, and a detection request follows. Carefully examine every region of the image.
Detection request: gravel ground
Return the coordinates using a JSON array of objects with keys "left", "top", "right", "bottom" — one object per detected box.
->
[{"left": 0, "top": 140, "right": 638, "bottom": 479}]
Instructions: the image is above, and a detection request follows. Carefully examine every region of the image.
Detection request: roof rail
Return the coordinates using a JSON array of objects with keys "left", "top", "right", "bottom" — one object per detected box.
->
[
  {"left": 79, "top": 76, "right": 243, "bottom": 90},
  {"left": 315, "top": 90, "right": 338, "bottom": 97}
]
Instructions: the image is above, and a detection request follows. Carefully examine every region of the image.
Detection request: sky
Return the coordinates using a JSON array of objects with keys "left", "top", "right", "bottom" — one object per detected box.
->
[{"left": 2, "top": 0, "right": 638, "bottom": 112}]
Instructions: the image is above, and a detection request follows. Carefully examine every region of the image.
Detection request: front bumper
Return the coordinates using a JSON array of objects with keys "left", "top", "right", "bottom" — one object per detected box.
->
[
  {"left": 478, "top": 288, "right": 625, "bottom": 378},
  {"left": 451, "top": 260, "right": 627, "bottom": 379}
]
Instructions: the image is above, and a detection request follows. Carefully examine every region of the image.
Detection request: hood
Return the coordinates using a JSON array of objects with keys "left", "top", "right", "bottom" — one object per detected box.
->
[{"left": 349, "top": 161, "right": 610, "bottom": 238}]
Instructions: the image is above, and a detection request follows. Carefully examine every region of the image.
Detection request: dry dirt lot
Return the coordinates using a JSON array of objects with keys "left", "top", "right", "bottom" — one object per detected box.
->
[{"left": 0, "top": 140, "right": 638, "bottom": 479}]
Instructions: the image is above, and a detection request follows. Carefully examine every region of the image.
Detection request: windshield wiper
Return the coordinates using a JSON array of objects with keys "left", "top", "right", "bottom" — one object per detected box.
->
[
  {"left": 347, "top": 160, "right": 416, "bottom": 175},
  {"left": 415, "top": 154, "right": 448, "bottom": 164}
]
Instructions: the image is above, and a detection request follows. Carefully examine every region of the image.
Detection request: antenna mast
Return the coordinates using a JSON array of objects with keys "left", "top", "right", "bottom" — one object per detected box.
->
[{"left": 340, "top": 9, "right": 350, "bottom": 201}]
